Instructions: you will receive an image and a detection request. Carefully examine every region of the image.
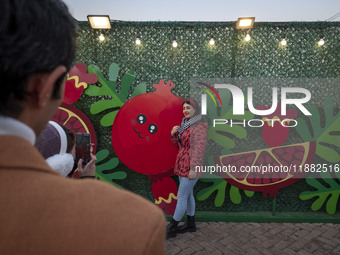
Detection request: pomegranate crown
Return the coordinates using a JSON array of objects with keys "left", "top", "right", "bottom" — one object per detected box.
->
[{"left": 153, "top": 80, "right": 176, "bottom": 93}]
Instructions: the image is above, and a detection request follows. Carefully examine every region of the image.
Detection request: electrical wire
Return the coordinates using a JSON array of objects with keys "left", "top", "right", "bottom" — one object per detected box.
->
[{"left": 325, "top": 11, "right": 340, "bottom": 21}]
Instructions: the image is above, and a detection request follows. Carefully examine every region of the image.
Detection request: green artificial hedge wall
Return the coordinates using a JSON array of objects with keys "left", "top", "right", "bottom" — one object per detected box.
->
[{"left": 73, "top": 21, "right": 340, "bottom": 220}]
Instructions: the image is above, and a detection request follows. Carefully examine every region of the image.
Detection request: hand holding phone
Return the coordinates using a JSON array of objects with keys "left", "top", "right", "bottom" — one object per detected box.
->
[
  {"left": 76, "top": 133, "right": 91, "bottom": 165},
  {"left": 77, "top": 153, "right": 97, "bottom": 178}
]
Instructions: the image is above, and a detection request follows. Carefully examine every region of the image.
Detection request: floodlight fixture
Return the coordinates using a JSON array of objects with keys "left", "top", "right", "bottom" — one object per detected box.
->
[
  {"left": 87, "top": 15, "right": 111, "bottom": 29},
  {"left": 236, "top": 17, "right": 255, "bottom": 30}
]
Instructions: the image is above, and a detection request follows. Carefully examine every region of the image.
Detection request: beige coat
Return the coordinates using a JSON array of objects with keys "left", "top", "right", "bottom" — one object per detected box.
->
[{"left": 0, "top": 135, "right": 166, "bottom": 255}]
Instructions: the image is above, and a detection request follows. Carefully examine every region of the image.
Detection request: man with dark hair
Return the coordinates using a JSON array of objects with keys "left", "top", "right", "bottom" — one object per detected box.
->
[{"left": 0, "top": 1, "right": 166, "bottom": 254}]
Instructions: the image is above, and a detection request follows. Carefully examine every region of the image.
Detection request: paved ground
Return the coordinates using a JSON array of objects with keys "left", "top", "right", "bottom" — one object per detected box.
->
[{"left": 166, "top": 222, "right": 340, "bottom": 255}]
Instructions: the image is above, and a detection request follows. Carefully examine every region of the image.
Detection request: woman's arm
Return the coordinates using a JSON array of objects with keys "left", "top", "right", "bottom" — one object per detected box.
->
[{"left": 190, "top": 122, "right": 208, "bottom": 169}]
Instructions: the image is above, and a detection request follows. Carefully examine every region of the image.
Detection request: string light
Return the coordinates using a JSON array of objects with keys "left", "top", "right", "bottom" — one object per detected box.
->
[
  {"left": 96, "top": 25, "right": 326, "bottom": 48},
  {"left": 317, "top": 27, "right": 325, "bottom": 46},
  {"left": 245, "top": 31, "right": 251, "bottom": 42},
  {"left": 172, "top": 28, "right": 178, "bottom": 48},
  {"left": 318, "top": 36, "right": 325, "bottom": 46},
  {"left": 209, "top": 36, "right": 215, "bottom": 45},
  {"left": 135, "top": 37, "right": 141, "bottom": 45},
  {"left": 172, "top": 38, "right": 178, "bottom": 48},
  {"left": 99, "top": 33, "right": 105, "bottom": 41}
]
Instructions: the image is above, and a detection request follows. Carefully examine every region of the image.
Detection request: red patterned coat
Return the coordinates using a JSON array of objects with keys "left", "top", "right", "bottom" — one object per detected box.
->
[{"left": 171, "top": 121, "right": 208, "bottom": 178}]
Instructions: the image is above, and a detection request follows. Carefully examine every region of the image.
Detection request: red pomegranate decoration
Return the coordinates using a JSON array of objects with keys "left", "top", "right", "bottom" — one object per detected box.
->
[
  {"left": 111, "top": 80, "right": 184, "bottom": 214},
  {"left": 257, "top": 103, "right": 298, "bottom": 147},
  {"left": 215, "top": 141, "right": 316, "bottom": 198},
  {"left": 215, "top": 102, "right": 314, "bottom": 198},
  {"left": 64, "top": 63, "right": 98, "bottom": 104}
]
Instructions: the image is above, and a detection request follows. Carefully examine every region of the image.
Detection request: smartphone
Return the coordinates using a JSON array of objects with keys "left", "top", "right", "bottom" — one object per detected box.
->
[{"left": 76, "top": 133, "right": 91, "bottom": 165}]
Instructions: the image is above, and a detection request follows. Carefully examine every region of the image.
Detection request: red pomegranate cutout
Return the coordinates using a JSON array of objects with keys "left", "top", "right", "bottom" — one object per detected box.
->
[
  {"left": 64, "top": 63, "right": 98, "bottom": 104},
  {"left": 112, "top": 80, "right": 183, "bottom": 175},
  {"left": 111, "top": 80, "right": 184, "bottom": 214},
  {"left": 215, "top": 141, "right": 316, "bottom": 198}
]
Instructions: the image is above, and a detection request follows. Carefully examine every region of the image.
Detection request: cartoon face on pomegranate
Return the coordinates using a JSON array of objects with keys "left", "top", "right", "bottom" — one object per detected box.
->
[
  {"left": 112, "top": 80, "right": 183, "bottom": 175},
  {"left": 116, "top": 93, "right": 165, "bottom": 149}
]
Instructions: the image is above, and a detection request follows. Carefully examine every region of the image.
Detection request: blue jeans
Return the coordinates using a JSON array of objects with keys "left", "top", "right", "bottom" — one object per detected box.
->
[{"left": 173, "top": 176, "right": 198, "bottom": 221}]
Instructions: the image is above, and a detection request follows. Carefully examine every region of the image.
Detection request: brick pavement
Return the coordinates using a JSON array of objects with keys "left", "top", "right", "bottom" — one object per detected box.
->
[{"left": 166, "top": 222, "right": 340, "bottom": 255}]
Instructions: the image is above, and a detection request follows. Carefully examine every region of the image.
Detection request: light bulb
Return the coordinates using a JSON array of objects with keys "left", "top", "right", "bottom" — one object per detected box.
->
[
  {"left": 172, "top": 39, "right": 178, "bottom": 48},
  {"left": 245, "top": 32, "right": 251, "bottom": 42},
  {"left": 135, "top": 37, "right": 141, "bottom": 45},
  {"left": 209, "top": 37, "right": 215, "bottom": 45},
  {"left": 99, "top": 34, "right": 105, "bottom": 41},
  {"left": 318, "top": 38, "right": 325, "bottom": 46},
  {"left": 280, "top": 38, "right": 287, "bottom": 46}
]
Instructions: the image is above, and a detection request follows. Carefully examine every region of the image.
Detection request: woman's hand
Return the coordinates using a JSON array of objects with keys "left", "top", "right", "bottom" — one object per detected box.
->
[
  {"left": 188, "top": 169, "right": 198, "bottom": 180},
  {"left": 78, "top": 153, "right": 97, "bottom": 177},
  {"left": 171, "top": 126, "right": 180, "bottom": 136}
]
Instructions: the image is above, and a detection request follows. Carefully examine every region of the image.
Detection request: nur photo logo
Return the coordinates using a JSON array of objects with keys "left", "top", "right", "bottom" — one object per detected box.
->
[{"left": 197, "top": 81, "right": 312, "bottom": 128}]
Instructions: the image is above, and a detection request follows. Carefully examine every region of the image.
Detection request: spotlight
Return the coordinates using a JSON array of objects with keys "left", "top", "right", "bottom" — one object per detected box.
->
[
  {"left": 87, "top": 15, "right": 111, "bottom": 29},
  {"left": 236, "top": 17, "right": 255, "bottom": 30}
]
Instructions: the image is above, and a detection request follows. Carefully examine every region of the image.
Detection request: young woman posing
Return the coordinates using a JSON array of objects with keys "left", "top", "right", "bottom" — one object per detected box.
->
[{"left": 167, "top": 99, "right": 208, "bottom": 238}]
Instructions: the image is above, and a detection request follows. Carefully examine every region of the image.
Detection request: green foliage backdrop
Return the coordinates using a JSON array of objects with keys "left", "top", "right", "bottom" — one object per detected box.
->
[{"left": 74, "top": 21, "right": 340, "bottom": 216}]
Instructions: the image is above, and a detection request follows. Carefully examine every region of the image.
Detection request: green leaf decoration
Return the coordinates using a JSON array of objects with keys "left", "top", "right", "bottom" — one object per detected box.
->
[
  {"left": 90, "top": 100, "right": 120, "bottom": 114},
  {"left": 196, "top": 156, "right": 227, "bottom": 207},
  {"left": 100, "top": 111, "right": 118, "bottom": 127},
  {"left": 120, "top": 70, "right": 135, "bottom": 101},
  {"left": 85, "top": 62, "right": 146, "bottom": 127},
  {"left": 197, "top": 156, "right": 255, "bottom": 206},
  {"left": 295, "top": 98, "right": 340, "bottom": 162},
  {"left": 109, "top": 62, "right": 119, "bottom": 82},
  {"left": 95, "top": 149, "right": 127, "bottom": 188},
  {"left": 207, "top": 124, "right": 247, "bottom": 149},
  {"left": 197, "top": 177, "right": 255, "bottom": 206},
  {"left": 131, "top": 83, "right": 147, "bottom": 98},
  {"left": 299, "top": 171, "right": 340, "bottom": 215},
  {"left": 205, "top": 88, "right": 254, "bottom": 150},
  {"left": 244, "top": 190, "right": 255, "bottom": 197},
  {"left": 197, "top": 176, "right": 227, "bottom": 207},
  {"left": 229, "top": 185, "right": 242, "bottom": 204}
]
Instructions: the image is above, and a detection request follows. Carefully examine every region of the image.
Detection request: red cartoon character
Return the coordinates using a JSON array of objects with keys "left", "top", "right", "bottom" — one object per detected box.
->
[{"left": 112, "top": 80, "right": 183, "bottom": 214}]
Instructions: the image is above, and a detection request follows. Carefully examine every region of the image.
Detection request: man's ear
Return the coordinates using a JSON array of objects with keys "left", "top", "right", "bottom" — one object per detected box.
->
[{"left": 29, "top": 65, "right": 67, "bottom": 108}]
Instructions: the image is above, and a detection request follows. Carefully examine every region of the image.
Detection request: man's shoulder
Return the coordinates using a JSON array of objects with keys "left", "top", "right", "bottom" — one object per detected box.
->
[
  {"left": 71, "top": 178, "right": 163, "bottom": 216},
  {"left": 0, "top": 136, "right": 166, "bottom": 254},
  {"left": 58, "top": 178, "right": 166, "bottom": 251},
  {"left": 1, "top": 135, "right": 164, "bottom": 218}
]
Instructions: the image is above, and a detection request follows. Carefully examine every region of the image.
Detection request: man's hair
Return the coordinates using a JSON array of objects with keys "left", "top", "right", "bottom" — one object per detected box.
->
[{"left": 0, "top": 0, "right": 77, "bottom": 117}]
